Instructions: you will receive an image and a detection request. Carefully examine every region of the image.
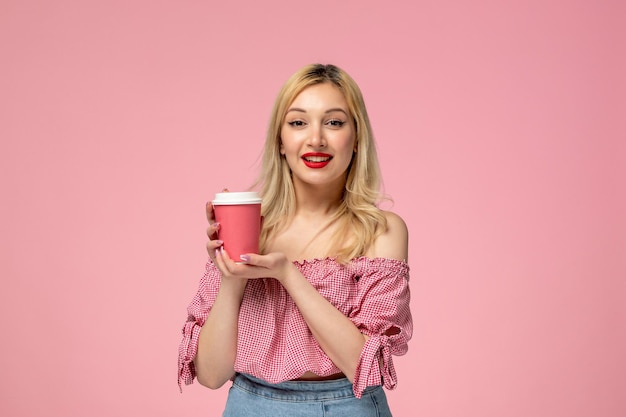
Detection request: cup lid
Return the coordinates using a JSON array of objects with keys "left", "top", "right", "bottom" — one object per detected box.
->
[{"left": 212, "top": 191, "right": 262, "bottom": 205}]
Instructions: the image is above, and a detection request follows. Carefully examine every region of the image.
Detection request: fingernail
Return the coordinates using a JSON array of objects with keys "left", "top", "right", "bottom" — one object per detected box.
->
[
  {"left": 215, "top": 240, "right": 223, "bottom": 245},
  {"left": 240, "top": 255, "right": 250, "bottom": 263},
  {"left": 213, "top": 222, "right": 220, "bottom": 228},
  {"left": 215, "top": 249, "right": 219, "bottom": 257}
]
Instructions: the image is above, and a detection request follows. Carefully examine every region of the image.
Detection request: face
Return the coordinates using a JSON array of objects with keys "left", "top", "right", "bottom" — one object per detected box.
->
[{"left": 280, "top": 82, "right": 356, "bottom": 191}]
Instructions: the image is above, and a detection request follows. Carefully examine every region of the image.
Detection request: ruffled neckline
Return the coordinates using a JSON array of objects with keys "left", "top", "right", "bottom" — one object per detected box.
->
[{"left": 292, "top": 256, "right": 409, "bottom": 269}]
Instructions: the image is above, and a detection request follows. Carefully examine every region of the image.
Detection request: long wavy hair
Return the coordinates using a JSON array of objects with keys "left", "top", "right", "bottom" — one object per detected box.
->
[{"left": 256, "top": 64, "right": 387, "bottom": 263}]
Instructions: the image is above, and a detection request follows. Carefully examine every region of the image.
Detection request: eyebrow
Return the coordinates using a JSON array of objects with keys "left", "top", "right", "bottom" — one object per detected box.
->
[{"left": 286, "top": 107, "right": 349, "bottom": 115}]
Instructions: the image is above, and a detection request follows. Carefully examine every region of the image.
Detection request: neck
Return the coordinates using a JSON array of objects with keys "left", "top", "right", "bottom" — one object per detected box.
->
[{"left": 292, "top": 178, "right": 345, "bottom": 218}]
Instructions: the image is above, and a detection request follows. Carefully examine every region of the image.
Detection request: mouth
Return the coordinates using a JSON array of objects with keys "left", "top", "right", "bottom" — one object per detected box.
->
[{"left": 302, "top": 153, "right": 332, "bottom": 168}]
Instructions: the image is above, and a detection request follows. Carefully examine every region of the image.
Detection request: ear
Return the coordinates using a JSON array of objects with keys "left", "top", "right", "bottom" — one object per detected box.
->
[{"left": 280, "top": 142, "right": 285, "bottom": 155}]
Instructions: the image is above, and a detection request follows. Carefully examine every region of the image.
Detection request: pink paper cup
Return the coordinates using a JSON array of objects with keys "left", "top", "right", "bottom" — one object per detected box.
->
[{"left": 212, "top": 191, "right": 262, "bottom": 259}]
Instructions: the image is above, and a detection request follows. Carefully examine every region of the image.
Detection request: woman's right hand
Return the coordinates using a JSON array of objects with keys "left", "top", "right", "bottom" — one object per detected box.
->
[{"left": 205, "top": 202, "right": 223, "bottom": 262}]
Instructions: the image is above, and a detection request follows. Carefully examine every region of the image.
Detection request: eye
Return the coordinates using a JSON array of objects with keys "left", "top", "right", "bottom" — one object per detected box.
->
[
  {"left": 287, "top": 120, "right": 306, "bottom": 127},
  {"left": 327, "top": 119, "right": 345, "bottom": 127}
]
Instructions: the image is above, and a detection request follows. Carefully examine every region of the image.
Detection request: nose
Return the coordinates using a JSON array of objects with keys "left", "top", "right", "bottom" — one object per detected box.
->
[{"left": 307, "top": 123, "right": 326, "bottom": 148}]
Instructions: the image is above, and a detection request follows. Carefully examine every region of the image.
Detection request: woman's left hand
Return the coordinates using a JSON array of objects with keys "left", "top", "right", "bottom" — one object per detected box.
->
[{"left": 214, "top": 248, "right": 294, "bottom": 282}]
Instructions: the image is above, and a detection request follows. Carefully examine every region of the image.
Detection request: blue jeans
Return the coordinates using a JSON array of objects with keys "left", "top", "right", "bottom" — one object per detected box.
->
[{"left": 223, "top": 374, "right": 393, "bottom": 417}]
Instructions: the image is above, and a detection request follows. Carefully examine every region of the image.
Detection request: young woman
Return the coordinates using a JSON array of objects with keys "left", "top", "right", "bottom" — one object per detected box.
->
[{"left": 178, "top": 64, "right": 412, "bottom": 416}]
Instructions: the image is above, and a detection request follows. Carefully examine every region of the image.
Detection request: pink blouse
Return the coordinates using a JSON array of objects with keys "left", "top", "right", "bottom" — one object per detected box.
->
[{"left": 178, "top": 256, "right": 412, "bottom": 398}]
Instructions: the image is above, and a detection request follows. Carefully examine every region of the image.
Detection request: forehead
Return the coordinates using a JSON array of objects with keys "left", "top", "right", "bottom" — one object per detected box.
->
[{"left": 288, "top": 82, "right": 348, "bottom": 110}]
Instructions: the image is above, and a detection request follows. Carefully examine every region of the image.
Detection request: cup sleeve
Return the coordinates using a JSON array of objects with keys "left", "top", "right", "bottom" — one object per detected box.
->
[{"left": 177, "top": 260, "right": 221, "bottom": 391}]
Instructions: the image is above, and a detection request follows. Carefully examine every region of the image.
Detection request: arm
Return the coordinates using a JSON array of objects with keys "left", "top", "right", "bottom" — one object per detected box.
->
[
  {"left": 281, "top": 265, "right": 367, "bottom": 382},
  {"left": 193, "top": 276, "right": 247, "bottom": 389},
  {"left": 353, "top": 212, "right": 412, "bottom": 394},
  {"left": 192, "top": 203, "right": 248, "bottom": 389}
]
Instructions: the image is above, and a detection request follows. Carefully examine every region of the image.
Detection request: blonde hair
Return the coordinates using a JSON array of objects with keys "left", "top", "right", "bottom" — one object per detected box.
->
[{"left": 256, "top": 64, "right": 387, "bottom": 263}]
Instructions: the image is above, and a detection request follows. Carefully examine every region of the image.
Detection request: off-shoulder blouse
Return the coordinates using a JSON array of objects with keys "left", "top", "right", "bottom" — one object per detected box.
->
[{"left": 178, "top": 257, "right": 412, "bottom": 398}]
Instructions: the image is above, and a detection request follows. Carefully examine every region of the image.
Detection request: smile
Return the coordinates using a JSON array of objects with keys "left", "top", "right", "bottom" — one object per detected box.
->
[{"left": 302, "top": 153, "right": 332, "bottom": 168}]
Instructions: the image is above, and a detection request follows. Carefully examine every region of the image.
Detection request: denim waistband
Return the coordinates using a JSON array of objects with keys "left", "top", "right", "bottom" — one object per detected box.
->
[{"left": 233, "top": 373, "right": 380, "bottom": 402}]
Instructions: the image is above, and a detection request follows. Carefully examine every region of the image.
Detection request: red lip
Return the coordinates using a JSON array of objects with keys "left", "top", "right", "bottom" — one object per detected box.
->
[{"left": 301, "top": 153, "right": 332, "bottom": 169}]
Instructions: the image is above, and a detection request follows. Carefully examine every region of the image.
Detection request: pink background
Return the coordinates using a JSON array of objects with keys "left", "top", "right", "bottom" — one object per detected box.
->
[{"left": 1, "top": 1, "right": 624, "bottom": 416}]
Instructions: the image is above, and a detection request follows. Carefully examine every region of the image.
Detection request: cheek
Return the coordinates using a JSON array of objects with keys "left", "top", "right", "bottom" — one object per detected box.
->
[{"left": 342, "top": 133, "right": 357, "bottom": 155}]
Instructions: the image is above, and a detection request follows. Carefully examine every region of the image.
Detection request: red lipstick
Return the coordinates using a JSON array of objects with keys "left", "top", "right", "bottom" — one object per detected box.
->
[{"left": 301, "top": 152, "right": 332, "bottom": 169}]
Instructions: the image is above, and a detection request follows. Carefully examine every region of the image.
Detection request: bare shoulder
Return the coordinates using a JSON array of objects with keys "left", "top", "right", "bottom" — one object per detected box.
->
[{"left": 367, "top": 211, "right": 409, "bottom": 261}]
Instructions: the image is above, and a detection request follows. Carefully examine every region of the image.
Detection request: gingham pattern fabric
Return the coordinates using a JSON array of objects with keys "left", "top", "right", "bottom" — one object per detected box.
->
[{"left": 178, "top": 257, "right": 412, "bottom": 399}]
